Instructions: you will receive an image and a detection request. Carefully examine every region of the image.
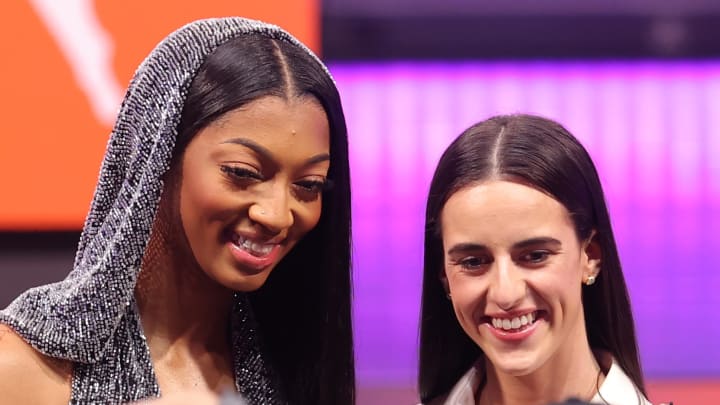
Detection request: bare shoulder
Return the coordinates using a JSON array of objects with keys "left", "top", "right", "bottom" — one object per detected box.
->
[{"left": 0, "top": 323, "right": 72, "bottom": 404}]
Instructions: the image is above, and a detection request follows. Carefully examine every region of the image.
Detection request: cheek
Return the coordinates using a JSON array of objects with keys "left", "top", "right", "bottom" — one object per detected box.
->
[
  {"left": 178, "top": 188, "right": 225, "bottom": 252},
  {"left": 527, "top": 268, "right": 582, "bottom": 312},
  {"left": 294, "top": 200, "right": 323, "bottom": 235},
  {"left": 180, "top": 173, "right": 237, "bottom": 222},
  {"left": 448, "top": 276, "right": 486, "bottom": 321},
  {"left": 556, "top": 260, "right": 585, "bottom": 298},
  {"left": 180, "top": 181, "right": 210, "bottom": 225}
]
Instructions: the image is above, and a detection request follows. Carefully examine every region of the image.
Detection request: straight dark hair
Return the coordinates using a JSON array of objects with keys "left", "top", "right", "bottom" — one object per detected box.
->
[
  {"left": 418, "top": 114, "right": 645, "bottom": 402},
  {"left": 175, "top": 34, "right": 354, "bottom": 405}
]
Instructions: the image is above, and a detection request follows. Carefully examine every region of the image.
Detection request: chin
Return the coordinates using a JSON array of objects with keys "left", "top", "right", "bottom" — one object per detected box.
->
[
  {"left": 224, "top": 272, "right": 273, "bottom": 292},
  {"left": 206, "top": 259, "right": 278, "bottom": 292},
  {"left": 486, "top": 351, "right": 541, "bottom": 377},
  {"left": 496, "top": 363, "right": 538, "bottom": 377}
]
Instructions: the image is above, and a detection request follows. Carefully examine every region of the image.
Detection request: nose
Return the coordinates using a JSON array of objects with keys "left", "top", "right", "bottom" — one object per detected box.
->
[
  {"left": 248, "top": 184, "right": 294, "bottom": 235},
  {"left": 487, "top": 258, "right": 526, "bottom": 310}
]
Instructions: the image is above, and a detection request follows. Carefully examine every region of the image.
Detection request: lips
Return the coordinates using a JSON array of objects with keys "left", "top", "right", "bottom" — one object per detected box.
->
[
  {"left": 482, "top": 310, "right": 546, "bottom": 342},
  {"left": 231, "top": 233, "right": 276, "bottom": 257},
  {"left": 227, "top": 232, "right": 283, "bottom": 271}
]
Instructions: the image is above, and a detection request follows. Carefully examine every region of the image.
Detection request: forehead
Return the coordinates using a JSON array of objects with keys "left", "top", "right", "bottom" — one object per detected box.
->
[
  {"left": 196, "top": 95, "right": 330, "bottom": 152},
  {"left": 440, "top": 180, "right": 576, "bottom": 245}
]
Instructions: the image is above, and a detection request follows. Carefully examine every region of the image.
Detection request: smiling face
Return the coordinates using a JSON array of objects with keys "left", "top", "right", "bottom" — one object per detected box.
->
[
  {"left": 175, "top": 95, "right": 330, "bottom": 292},
  {"left": 440, "top": 180, "right": 601, "bottom": 377}
]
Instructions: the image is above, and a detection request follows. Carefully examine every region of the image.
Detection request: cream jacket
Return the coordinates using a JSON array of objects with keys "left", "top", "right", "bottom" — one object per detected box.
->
[{"left": 425, "top": 357, "right": 651, "bottom": 405}]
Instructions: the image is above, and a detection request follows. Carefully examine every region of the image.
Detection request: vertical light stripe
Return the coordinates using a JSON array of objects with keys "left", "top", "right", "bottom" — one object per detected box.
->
[{"left": 329, "top": 60, "right": 720, "bottom": 383}]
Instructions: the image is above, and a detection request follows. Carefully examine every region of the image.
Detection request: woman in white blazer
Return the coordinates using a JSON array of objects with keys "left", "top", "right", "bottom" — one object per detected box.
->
[{"left": 418, "top": 114, "right": 654, "bottom": 405}]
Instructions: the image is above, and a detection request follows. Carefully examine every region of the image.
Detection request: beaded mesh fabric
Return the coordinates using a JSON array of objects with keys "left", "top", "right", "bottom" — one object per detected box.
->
[{"left": 0, "top": 17, "right": 332, "bottom": 405}]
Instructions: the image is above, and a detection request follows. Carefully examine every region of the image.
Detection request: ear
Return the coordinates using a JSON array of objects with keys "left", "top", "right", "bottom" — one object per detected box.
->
[{"left": 581, "top": 230, "right": 602, "bottom": 283}]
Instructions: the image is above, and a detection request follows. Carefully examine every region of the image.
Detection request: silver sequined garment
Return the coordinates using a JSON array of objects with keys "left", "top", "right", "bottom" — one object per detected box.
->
[{"left": 0, "top": 17, "right": 331, "bottom": 405}]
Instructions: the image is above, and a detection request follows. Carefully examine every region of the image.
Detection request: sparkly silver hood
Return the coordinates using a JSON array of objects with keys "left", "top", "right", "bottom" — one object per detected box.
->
[{"left": 1, "top": 17, "right": 327, "bottom": 404}]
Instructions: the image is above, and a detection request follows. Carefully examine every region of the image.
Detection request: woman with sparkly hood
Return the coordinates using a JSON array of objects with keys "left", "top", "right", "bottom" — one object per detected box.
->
[{"left": 0, "top": 17, "right": 354, "bottom": 405}]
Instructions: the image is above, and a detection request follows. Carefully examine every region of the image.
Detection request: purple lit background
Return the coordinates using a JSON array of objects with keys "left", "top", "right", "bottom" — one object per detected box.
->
[{"left": 329, "top": 61, "right": 720, "bottom": 386}]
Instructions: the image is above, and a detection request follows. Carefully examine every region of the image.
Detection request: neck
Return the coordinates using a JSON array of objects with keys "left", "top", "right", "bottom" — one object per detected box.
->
[
  {"left": 135, "top": 214, "right": 235, "bottom": 353},
  {"left": 479, "top": 324, "right": 603, "bottom": 405}
]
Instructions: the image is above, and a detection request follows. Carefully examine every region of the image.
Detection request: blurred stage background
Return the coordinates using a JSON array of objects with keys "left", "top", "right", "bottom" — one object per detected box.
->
[{"left": 1, "top": 1, "right": 719, "bottom": 403}]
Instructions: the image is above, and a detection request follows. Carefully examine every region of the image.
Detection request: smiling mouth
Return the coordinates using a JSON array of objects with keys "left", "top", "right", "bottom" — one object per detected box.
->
[
  {"left": 231, "top": 234, "right": 276, "bottom": 257},
  {"left": 487, "top": 311, "right": 543, "bottom": 333}
]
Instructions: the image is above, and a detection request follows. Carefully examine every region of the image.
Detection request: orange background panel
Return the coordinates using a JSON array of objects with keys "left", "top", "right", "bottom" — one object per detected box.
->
[{"left": 0, "top": 0, "right": 318, "bottom": 230}]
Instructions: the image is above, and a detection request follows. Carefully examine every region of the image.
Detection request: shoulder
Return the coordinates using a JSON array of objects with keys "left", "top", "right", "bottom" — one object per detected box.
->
[
  {"left": 0, "top": 323, "right": 72, "bottom": 404},
  {"left": 421, "top": 393, "right": 449, "bottom": 405},
  {"left": 421, "top": 361, "right": 483, "bottom": 405},
  {"left": 593, "top": 355, "right": 652, "bottom": 405}
]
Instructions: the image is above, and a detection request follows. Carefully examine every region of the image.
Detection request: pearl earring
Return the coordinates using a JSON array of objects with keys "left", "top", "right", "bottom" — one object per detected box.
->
[{"left": 585, "top": 275, "right": 596, "bottom": 286}]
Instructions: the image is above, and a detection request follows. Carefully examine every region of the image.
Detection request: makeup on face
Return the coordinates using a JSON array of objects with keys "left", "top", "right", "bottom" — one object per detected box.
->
[
  {"left": 441, "top": 180, "right": 594, "bottom": 375},
  {"left": 178, "top": 96, "right": 331, "bottom": 292}
]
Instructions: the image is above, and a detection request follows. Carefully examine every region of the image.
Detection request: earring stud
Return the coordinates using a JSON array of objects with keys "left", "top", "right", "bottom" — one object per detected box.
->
[{"left": 585, "top": 275, "right": 596, "bottom": 286}]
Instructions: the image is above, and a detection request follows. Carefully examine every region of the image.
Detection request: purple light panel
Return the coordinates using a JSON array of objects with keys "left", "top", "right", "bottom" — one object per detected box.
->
[{"left": 330, "top": 61, "right": 720, "bottom": 384}]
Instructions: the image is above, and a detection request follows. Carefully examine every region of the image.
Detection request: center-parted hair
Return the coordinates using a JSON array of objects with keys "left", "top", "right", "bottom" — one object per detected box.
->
[
  {"left": 175, "top": 33, "right": 354, "bottom": 405},
  {"left": 418, "top": 114, "right": 644, "bottom": 402}
]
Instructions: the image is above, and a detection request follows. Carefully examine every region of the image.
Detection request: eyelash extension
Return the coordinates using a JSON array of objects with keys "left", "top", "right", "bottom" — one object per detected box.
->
[
  {"left": 221, "top": 165, "right": 333, "bottom": 195},
  {"left": 322, "top": 178, "right": 335, "bottom": 191},
  {"left": 295, "top": 180, "right": 325, "bottom": 192},
  {"left": 296, "top": 178, "right": 334, "bottom": 192},
  {"left": 220, "top": 165, "right": 263, "bottom": 181}
]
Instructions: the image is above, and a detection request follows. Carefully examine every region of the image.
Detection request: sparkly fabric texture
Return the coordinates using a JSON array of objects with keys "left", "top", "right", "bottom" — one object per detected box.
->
[{"left": 0, "top": 17, "right": 330, "bottom": 404}]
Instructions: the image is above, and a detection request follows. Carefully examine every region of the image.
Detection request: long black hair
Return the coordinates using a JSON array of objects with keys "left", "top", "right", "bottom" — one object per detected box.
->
[
  {"left": 175, "top": 33, "right": 354, "bottom": 405},
  {"left": 418, "top": 114, "right": 644, "bottom": 402}
]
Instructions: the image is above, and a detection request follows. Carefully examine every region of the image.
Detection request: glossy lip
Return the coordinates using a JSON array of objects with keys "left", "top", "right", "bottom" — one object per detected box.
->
[
  {"left": 225, "top": 230, "right": 285, "bottom": 273},
  {"left": 482, "top": 310, "right": 544, "bottom": 343},
  {"left": 227, "top": 240, "right": 282, "bottom": 272}
]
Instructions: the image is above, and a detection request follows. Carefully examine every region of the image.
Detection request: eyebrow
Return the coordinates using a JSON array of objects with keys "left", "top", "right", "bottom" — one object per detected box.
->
[
  {"left": 513, "top": 237, "right": 562, "bottom": 250},
  {"left": 221, "top": 137, "right": 330, "bottom": 165},
  {"left": 446, "top": 237, "right": 562, "bottom": 256}
]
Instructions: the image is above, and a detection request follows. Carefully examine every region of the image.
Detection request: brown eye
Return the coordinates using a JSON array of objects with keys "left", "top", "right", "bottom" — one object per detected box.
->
[
  {"left": 457, "top": 255, "right": 492, "bottom": 272},
  {"left": 521, "top": 250, "right": 551, "bottom": 264}
]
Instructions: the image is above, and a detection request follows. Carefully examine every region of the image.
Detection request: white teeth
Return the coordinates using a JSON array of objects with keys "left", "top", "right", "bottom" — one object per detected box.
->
[
  {"left": 491, "top": 312, "right": 538, "bottom": 331},
  {"left": 251, "top": 241, "right": 273, "bottom": 255},
  {"left": 234, "top": 235, "right": 274, "bottom": 256}
]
